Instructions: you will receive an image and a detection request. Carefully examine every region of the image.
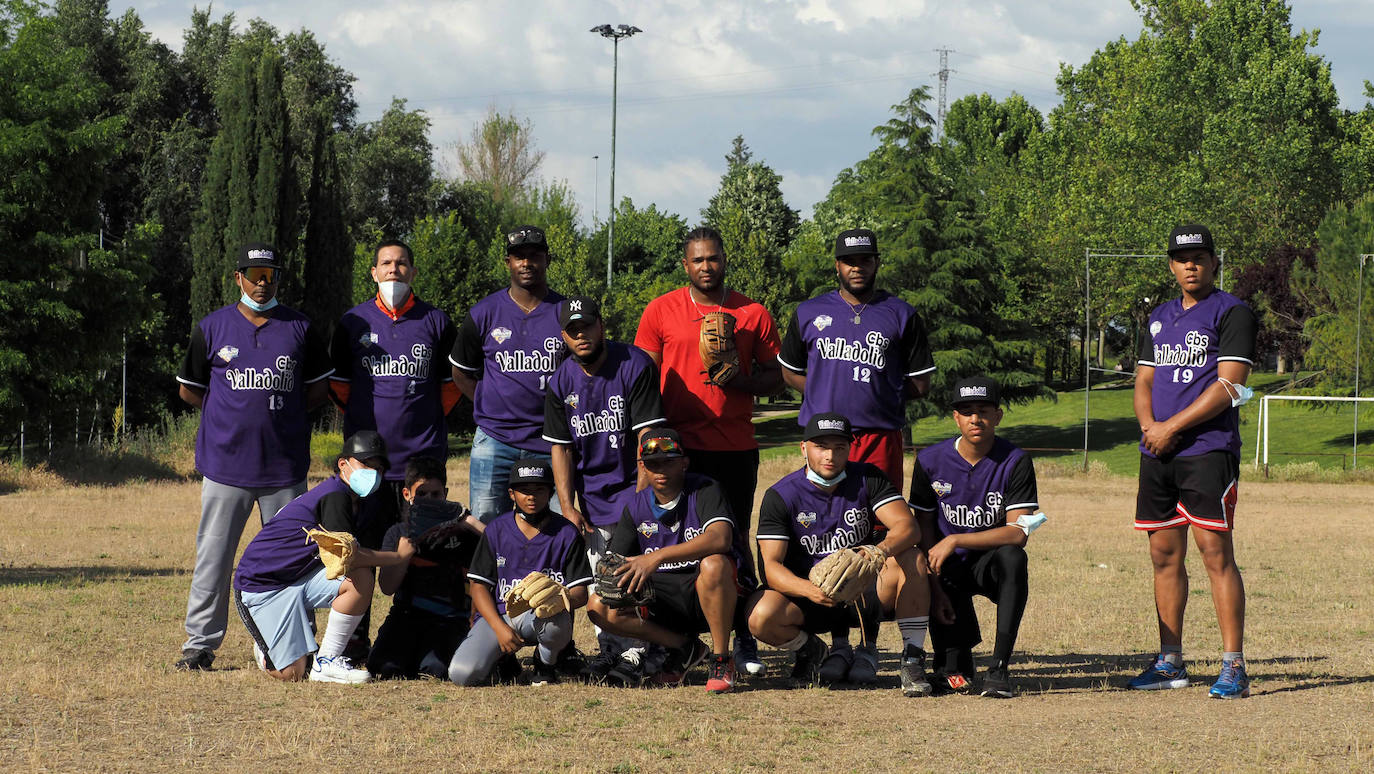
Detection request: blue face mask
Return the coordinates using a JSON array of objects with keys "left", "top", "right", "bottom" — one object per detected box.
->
[
  {"left": 805, "top": 466, "right": 847, "bottom": 488},
  {"left": 240, "top": 292, "right": 279, "bottom": 313},
  {"left": 1218, "top": 377, "right": 1254, "bottom": 408},
  {"left": 347, "top": 466, "right": 380, "bottom": 498}
]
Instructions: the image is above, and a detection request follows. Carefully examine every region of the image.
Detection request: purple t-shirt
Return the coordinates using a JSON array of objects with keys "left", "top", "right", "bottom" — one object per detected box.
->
[
  {"left": 465, "top": 510, "right": 592, "bottom": 616},
  {"left": 332, "top": 297, "right": 456, "bottom": 481},
  {"left": 542, "top": 341, "right": 666, "bottom": 527},
  {"left": 909, "top": 436, "right": 1038, "bottom": 559},
  {"left": 1137, "top": 289, "right": 1257, "bottom": 458},
  {"left": 450, "top": 289, "right": 566, "bottom": 453},
  {"left": 609, "top": 473, "right": 736, "bottom": 573},
  {"left": 234, "top": 476, "right": 354, "bottom": 593},
  {"left": 778, "top": 290, "right": 934, "bottom": 430},
  {"left": 177, "top": 304, "right": 332, "bottom": 488},
  {"left": 756, "top": 461, "right": 903, "bottom": 578}
]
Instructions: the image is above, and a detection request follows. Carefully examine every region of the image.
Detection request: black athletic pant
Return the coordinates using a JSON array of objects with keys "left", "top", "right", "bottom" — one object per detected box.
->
[
  {"left": 684, "top": 447, "right": 760, "bottom": 578},
  {"left": 367, "top": 606, "right": 467, "bottom": 680},
  {"left": 931, "top": 544, "right": 1029, "bottom": 672},
  {"left": 348, "top": 481, "right": 406, "bottom": 652}
]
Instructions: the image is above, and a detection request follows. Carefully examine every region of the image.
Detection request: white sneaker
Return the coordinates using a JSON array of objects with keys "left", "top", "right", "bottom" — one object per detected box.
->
[
  {"left": 252, "top": 643, "right": 266, "bottom": 671},
  {"left": 308, "top": 653, "right": 371, "bottom": 684}
]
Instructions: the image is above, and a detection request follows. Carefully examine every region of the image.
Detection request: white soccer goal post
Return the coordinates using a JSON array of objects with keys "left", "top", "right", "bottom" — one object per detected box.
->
[{"left": 1253, "top": 394, "right": 1374, "bottom": 472}]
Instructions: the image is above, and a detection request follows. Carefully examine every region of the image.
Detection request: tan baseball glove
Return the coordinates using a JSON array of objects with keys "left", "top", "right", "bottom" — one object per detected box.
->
[
  {"left": 808, "top": 545, "right": 889, "bottom": 603},
  {"left": 303, "top": 527, "right": 358, "bottom": 580},
  {"left": 699, "top": 310, "right": 740, "bottom": 386},
  {"left": 504, "top": 571, "right": 572, "bottom": 619}
]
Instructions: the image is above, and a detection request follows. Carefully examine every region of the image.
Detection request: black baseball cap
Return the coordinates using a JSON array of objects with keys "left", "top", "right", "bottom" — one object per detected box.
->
[
  {"left": 834, "top": 228, "right": 879, "bottom": 259},
  {"left": 339, "top": 430, "right": 389, "bottom": 471},
  {"left": 559, "top": 295, "right": 601, "bottom": 329},
  {"left": 639, "top": 428, "right": 685, "bottom": 460},
  {"left": 804, "top": 412, "right": 853, "bottom": 441},
  {"left": 950, "top": 376, "right": 1000, "bottom": 408},
  {"left": 237, "top": 242, "right": 282, "bottom": 270},
  {"left": 508, "top": 462, "right": 554, "bottom": 486},
  {"left": 506, "top": 225, "right": 548, "bottom": 252},
  {"left": 1167, "top": 224, "right": 1215, "bottom": 257}
]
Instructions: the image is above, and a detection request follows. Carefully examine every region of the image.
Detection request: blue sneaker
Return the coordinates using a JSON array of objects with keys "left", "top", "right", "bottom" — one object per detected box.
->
[
  {"left": 1209, "top": 659, "right": 1250, "bottom": 699},
  {"left": 1127, "top": 655, "right": 1189, "bottom": 690}
]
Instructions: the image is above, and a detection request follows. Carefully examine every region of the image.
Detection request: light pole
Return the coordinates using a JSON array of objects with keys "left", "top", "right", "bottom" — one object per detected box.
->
[
  {"left": 1357, "top": 253, "right": 1372, "bottom": 469},
  {"left": 592, "top": 155, "right": 599, "bottom": 225},
  {"left": 591, "top": 23, "right": 641, "bottom": 289}
]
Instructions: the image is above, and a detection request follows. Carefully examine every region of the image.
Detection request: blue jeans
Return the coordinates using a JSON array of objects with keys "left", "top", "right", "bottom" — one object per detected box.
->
[{"left": 469, "top": 427, "right": 559, "bottom": 524}]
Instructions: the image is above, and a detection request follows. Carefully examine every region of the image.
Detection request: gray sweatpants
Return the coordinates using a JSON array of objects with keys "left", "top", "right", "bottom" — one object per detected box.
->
[
  {"left": 448, "top": 609, "right": 573, "bottom": 686},
  {"left": 182, "top": 476, "right": 305, "bottom": 653}
]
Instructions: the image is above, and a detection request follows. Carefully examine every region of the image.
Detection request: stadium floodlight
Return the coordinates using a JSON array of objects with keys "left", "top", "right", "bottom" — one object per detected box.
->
[{"left": 590, "top": 22, "right": 642, "bottom": 289}]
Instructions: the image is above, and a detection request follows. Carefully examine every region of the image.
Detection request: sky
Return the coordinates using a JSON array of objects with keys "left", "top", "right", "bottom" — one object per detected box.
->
[{"left": 110, "top": 1, "right": 1374, "bottom": 225}]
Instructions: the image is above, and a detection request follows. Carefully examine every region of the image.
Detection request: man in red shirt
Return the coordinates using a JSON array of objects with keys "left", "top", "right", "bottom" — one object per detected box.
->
[{"left": 634, "top": 225, "right": 782, "bottom": 675}]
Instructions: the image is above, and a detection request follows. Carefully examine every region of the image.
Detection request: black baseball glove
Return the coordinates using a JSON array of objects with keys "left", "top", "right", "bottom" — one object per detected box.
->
[{"left": 593, "top": 551, "right": 656, "bottom": 609}]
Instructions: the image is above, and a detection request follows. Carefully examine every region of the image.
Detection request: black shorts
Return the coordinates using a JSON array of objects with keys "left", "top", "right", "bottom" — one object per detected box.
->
[
  {"left": 644, "top": 566, "right": 742, "bottom": 635},
  {"left": 791, "top": 587, "right": 887, "bottom": 635},
  {"left": 1135, "top": 451, "right": 1239, "bottom": 532}
]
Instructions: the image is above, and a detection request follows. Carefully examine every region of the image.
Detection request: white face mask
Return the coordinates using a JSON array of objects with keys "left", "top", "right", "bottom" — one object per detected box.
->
[
  {"left": 378, "top": 280, "right": 410, "bottom": 309},
  {"left": 1217, "top": 377, "right": 1254, "bottom": 408}
]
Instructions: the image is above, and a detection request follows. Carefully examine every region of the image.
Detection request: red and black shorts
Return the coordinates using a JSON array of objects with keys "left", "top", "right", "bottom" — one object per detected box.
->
[{"left": 1135, "top": 451, "right": 1239, "bottom": 532}]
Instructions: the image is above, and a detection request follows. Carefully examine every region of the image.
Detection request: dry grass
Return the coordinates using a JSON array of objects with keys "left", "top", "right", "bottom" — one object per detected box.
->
[{"left": 2, "top": 458, "right": 1372, "bottom": 773}]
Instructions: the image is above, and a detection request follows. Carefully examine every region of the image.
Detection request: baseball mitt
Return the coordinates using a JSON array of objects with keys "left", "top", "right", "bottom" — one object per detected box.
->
[
  {"left": 303, "top": 527, "right": 357, "bottom": 580},
  {"left": 699, "top": 310, "right": 740, "bottom": 386},
  {"left": 504, "top": 571, "right": 572, "bottom": 619},
  {"left": 808, "top": 545, "right": 888, "bottom": 604},
  {"left": 407, "top": 500, "right": 479, "bottom": 565},
  {"left": 593, "top": 551, "right": 655, "bottom": 609}
]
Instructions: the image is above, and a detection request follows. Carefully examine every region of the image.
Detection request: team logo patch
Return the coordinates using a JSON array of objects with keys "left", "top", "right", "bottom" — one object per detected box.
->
[
  {"left": 216, "top": 346, "right": 239, "bottom": 363},
  {"left": 246, "top": 248, "right": 274, "bottom": 262},
  {"left": 1150, "top": 321, "right": 1163, "bottom": 337},
  {"left": 496, "top": 555, "right": 506, "bottom": 568},
  {"left": 959, "top": 385, "right": 988, "bottom": 399},
  {"left": 516, "top": 465, "right": 545, "bottom": 478},
  {"left": 813, "top": 314, "right": 833, "bottom": 332},
  {"left": 637, "top": 521, "right": 659, "bottom": 538},
  {"left": 931, "top": 480, "right": 952, "bottom": 497},
  {"left": 844, "top": 235, "right": 872, "bottom": 248},
  {"left": 564, "top": 393, "right": 579, "bottom": 410},
  {"left": 491, "top": 327, "right": 512, "bottom": 344},
  {"left": 1175, "top": 233, "right": 1204, "bottom": 246},
  {"left": 358, "top": 332, "right": 378, "bottom": 347},
  {"left": 796, "top": 511, "right": 817, "bottom": 528}
]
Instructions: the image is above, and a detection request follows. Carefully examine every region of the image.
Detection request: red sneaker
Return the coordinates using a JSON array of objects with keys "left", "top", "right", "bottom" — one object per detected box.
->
[{"left": 705, "top": 655, "right": 736, "bottom": 694}]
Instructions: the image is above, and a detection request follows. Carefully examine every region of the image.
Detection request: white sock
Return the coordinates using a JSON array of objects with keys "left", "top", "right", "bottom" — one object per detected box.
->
[
  {"left": 897, "top": 616, "right": 929, "bottom": 651},
  {"left": 781, "top": 631, "right": 809, "bottom": 652},
  {"left": 318, "top": 610, "right": 363, "bottom": 659}
]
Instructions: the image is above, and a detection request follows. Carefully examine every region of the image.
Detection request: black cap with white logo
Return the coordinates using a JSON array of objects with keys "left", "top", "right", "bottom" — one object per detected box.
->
[
  {"left": 237, "top": 242, "right": 282, "bottom": 270},
  {"left": 804, "top": 412, "right": 853, "bottom": 441},
  {"left": 506, "top": 225, "right": 548, "bottom": 252},
  {"left": 834, "top": 228, "right": 879, "bottom": 259},
  {"left": 950, "top": 376, "right": 1000, "bottom": 408},
  {"left": 1167, "top": 224, "right": 1215, "bottom": 256},
  {"left": 559, "top": 295, "right": 601, "bottom": 329},
  {"left": 508, "top": 462, "right": 554, "bottom": 486}
]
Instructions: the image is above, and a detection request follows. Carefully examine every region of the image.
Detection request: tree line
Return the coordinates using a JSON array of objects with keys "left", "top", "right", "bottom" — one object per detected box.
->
[{"left": 3, "top": 0, "right": 1373, "bottom": 460}]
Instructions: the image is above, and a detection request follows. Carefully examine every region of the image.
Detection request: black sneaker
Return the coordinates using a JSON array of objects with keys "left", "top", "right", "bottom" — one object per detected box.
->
[
  {"left": 659, "top": 638, "right": 710, "bottom": 686},
  {"left": 528, "top": 653, "right": 560, "bottom": 686},
  {"left": 980, "top": 664, "right": 1014, "bottom": 698},
  {"left": 174, "top": 648, "right": 214, "bottom": 671},
  {"left": 490, "top": 652, "right": 523, "bottom": 685},
  {"left": 587, "top": 649, "right": 620, "bottom": 684},
  {"left": 899, "top": 644, "right": 933, "bottom": 697},
  {"left": 607, "top": 650, "right": 645, "bottom": 687},
  {"left": 555, "top": 642, "right": 589, "bottom": 678},
  {"left": 790, "top": 634, "right": 830, "bottom": 687},
  {"left": 931, "top": 671, "right": 974, "bottom": 695}
]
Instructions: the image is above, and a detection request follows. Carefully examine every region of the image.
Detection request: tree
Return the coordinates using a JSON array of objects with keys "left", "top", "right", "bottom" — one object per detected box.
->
[
  {"left": 453, "top": 107, "right": 545, "bottom": 204},
  {"left": 1231, "top": 245, "right": 1316, "bottom": 374},
  {"left": 1291, "top": 196, "right": 1374, "bottom": 391},
  {"left": 343, "top": 98, "right": 432, "bottom": 240}
]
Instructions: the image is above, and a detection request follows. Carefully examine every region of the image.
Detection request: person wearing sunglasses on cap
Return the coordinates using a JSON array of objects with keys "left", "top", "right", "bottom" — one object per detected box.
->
[{"left": 174, "top": 242, "right": 334, "bottom": 672}]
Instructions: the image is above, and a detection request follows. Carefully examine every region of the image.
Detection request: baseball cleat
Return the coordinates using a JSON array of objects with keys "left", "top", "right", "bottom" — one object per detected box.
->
[
  {"left": 818, "top": 645, "right": 854, "bottom": 684},
  {"left": 527, "top": 654, "right": 560, "bottom": 687},
  {"left": 848, "top": 645, "right": 880, "bottom": 685},
  {"left": 790, "top": 633, "right": 829, "bottom": 687},
  {"left": 734, "top": 632, "right": 766, "bottom": 677},
  {"left": 705, "top": 655, "right": 736, "bottom": 694},
  {"left": 174, "top": 648, "right": 214, "bottom": 672},
  {"left": 587, "top": 649, "right": 620, "bottom": 684},
  {"left": 980, "top": 664, "right": 1015, "bottom": 698},
  {"left": 309, "top": 654, "right": 371, "bottom": 684},
  {"left": 1208, "top": 659, "right": 1250, "bottom": 699},
  {"left": 932, "top": 671, "right": 974, "bottom": 695},
  {"left": 899, "top": 645, "right": 933, "bottom": 697},
  {"left": 607, "top": 650, "right": 645, "bottom": 687},
  {"left": 1127, "top": 655, "right": 1189, "bottom": 690}
]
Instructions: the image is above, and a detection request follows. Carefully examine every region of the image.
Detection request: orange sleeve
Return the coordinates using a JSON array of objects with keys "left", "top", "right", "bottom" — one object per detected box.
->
[
  {"left": 441, "top": 380, "right": 463, "bottom": 414},
  {"left": 329, "top": 379, "right": 350, "bottom": 411}
]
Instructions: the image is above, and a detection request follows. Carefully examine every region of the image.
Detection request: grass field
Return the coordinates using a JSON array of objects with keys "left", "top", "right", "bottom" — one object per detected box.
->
[{"left": 2, "top": 453, "right": 1372, "bottom": 772}]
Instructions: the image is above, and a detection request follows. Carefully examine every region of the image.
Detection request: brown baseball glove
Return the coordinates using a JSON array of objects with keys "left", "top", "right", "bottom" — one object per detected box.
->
[
  {"left": 504, "top": 571, "right": 572, "bottom": 619},
  {"left": 303, "top": 527, "right": 358, "bottom": 580},
  {"left": 699, "top": 310, "right": 740, "bottom": 386},
  {"left": 808, "top": 545, "right": 888, "bottom": 603}
]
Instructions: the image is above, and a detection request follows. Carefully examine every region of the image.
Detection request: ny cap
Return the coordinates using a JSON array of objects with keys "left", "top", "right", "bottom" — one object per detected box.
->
[
  {"left": 804, "top": 412, "right": 853, "bottom": 441},
  {"left": 339, "top": 430, "right": 389, "bottom": 471},
  {"left": 1167, "top": 224, "right": 1215, "bottom": 256},
  {"left": 237, "top": 242, "right": 282, "bottom": 270},
  {"left": 559, "top": 295, "right": 601, "bottom": 329},
  {"left": 950, "top": 376, "right": 1000, "bottom": 408},
  {"left": 508, "top": 462, "right": 554, "bottom": 486},
  {"left": 834, "top": 228, "right": 879, "bottom": 259}
]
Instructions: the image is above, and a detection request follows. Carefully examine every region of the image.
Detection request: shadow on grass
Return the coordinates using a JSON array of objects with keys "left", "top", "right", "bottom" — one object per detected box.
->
[
  {"left": 0, "top": 565, "right": 184, "bottom": 587},
  {"left": 6, "top": 448, "right": 191, "bottom": 489}
]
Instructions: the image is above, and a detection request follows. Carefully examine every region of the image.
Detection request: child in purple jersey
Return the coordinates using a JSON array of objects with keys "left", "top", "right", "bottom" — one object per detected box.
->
[
  {"left": 586, "top": 429, "right": 749, "bottom": 693},
  {"left": 1128, "top": 224, "right": 1257, "bottom": 699},
  {"left": 232, "top": 432, "right": 415, "bottom": 684},
  {"left": 747, "top": 413, "right": 937, "bottom": 697},
  {"left": 908, "top": 377, "right": 1045, "bottom": 698},
  {"left": 173, "top": 242, "right": 334, "bottom": 672},
  {"left": 448, "top": 463, "right": 593, "bottom": 686}
]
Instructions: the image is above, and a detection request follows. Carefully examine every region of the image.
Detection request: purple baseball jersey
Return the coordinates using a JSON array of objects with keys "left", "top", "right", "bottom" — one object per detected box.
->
[
  {"left": 1137, "top": 289, "right": 1257, "bottom": 458},
  {"left": 177, "top": 304, "right": 332, "bottom": 488},
  {"left": 778, "top": 290, "right": 934, "bottom": 430},
  {"left": 450, "top": 289, "right": 567, "bottom": 452},
  {"left": 234, "top": 476, "right": 353, "bottom": 593},
  {"left": 909, "top": 436, "right": 1038, "bottom": 558},
  {"left": 609, "top": 473, "right": 735, "bottom": 573},
  {"left": 465, "top": 510, "right": 592, "bottom": 616},
  {"left": 756, "top": 461, "right": 904, "bottom": 578},
  {"left": 542, "top": 341, "right": 666, "bottom": 527},
  {"left": 332, "top": 298, "right": 456, "bottom": 480}
]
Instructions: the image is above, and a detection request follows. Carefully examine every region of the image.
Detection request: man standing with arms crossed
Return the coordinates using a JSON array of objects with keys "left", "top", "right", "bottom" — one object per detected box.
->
[
  {"left": 634, "top": 225, "right": 781, "bottom": 675},
  {"left": 174, "top": 242, "right": 333, "bottom": 670},
  {"left": 450, "top": 226, "right": 566, "bottom": 524},
  {"left": 1127, "top": 224, "right": 1257, "bottom": 699}
]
